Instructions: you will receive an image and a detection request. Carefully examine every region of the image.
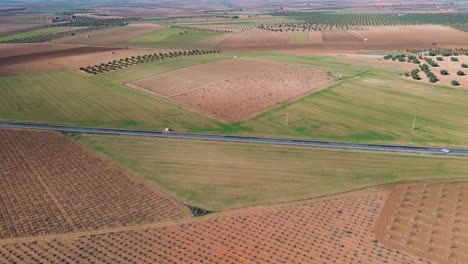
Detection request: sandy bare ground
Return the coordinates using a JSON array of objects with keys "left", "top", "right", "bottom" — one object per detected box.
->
[
  {"left": 0, "top": 186, "right": 431, "bottom": 263},
  {"left": 0, "top": 44, "right": 173, "bottom": 76},
  {"left": 202, "top": 25, "right": 468, "bottom": 51},
  {"left": 406, "top": 56, "right": 468, "bottom": 88},
  {"left": 376, "top": 182, "right": 468, "bottom": 264},
  {"left": 54, "top": 23, "right": 164, "bottom": 46},
  {"left": 128, "top": 58, "right": 334, "bottom": 121},
  {"left": 0, "top": 129, "right": 190, "bottom": 240}
]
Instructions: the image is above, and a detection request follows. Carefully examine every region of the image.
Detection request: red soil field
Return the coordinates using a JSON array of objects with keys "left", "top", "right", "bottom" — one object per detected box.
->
[
  {"left": 376, "top": 182, "right": 468, "bottom": 264},
  {"left": 127, "top": 58, "right": 334, "bottom": 121},
  {"left": 203, "top": 25, "right": 468, "bottom": 51},
  {"left": 0, "top": 188, "right": 429, "bottom": 263},
  {"left": 0, "top": 44, "right": 173, "bottom": 76},
  {"left": 0, "top": 129, "right": 190, "bottom": 239}
]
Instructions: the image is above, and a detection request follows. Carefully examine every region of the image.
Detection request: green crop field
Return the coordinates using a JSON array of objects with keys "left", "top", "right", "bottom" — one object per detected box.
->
[
  {"left": 123, "top": 28, "right": 219, "bottom": 49},
  {"left": 0, "top": 27, "right": 62, "bottom": 41},
  {"left": 270, "top": 12, "right": 468, "bottom": 31},
  {"left": 14, "top": 17, "right": 42, "bottom": 22},
  {"left": 77, "top": 135, "right": 468, "bottom": 211},
  {"left": 291, "top": 31, "right": 309, "bottom": 44},
  {"left": 2, "top": 52, "right": 468, "bottom": 147}
]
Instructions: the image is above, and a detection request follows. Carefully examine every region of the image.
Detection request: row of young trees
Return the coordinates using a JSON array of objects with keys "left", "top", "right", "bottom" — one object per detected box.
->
[
  {"left": 409, "top": 48, "right": 468, "bottom": 56},
  {"left": 80, "top": 50, "right": 221, "bottom": 75},
  {"left": 258, "top": 22, "right": 362, "bottom": 32},
  {"left": 0, "top": 27, "right": 99, "bottom": 44},
  {"left": 384, "top": 54, "right": 420, "bottom": 64},
  {"left": 54, "top": 17, "right": 141, "bottom": 27},
  {"left": 171, "top": 25, "right": 235, "bottom": 33}
]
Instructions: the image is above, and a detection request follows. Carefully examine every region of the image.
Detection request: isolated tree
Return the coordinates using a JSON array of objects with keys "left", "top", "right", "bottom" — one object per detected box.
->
[
  {"left": 462, "top": 63, "right": 468, "bottom": 68},
  {"left": 440, "top": 70, "right": 449, "bottom": 75},
  {"left": 457, "top": 70, "right": 465, "bottom": 76},
  {"left": 452, "top": 80, "right": 460, "bottom": 86},
  {"left": 451, "top": 57, "right": 459, "bottom": 62}
]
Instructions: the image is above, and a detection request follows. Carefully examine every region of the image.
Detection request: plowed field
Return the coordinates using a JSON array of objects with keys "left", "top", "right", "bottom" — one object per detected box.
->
[
  {"left": 202, "top": 25, "right": 468, "bottom": 51},
  {"left": 0, "top": 44, "right": 173, "bottom": 76},
  {"left": 377, "top": 182, "right": 468, "bottom": 264},
  {"left": 0, "top": 129, "right": 189, "bottom": 239},
  {"left": 127, "top": 58, "right": 334, "bottom": 121},
  {"left": 0, "top": 188, "right": 429, "bottom": 264}
]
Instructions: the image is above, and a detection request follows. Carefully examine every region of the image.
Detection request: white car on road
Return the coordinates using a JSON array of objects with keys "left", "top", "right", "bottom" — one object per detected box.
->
[{"left": 441, "top": 148, "right": 451, "bottom": 153}]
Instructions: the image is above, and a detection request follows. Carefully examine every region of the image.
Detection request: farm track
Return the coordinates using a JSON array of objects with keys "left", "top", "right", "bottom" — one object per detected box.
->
[{"left": 0, "top": 121, "right": 467, "bottom": 156}]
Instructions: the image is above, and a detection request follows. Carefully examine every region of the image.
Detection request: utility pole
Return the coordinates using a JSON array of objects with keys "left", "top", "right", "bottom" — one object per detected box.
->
[{"left": 412, "top": 116, "right": 417, "bottom": 131}]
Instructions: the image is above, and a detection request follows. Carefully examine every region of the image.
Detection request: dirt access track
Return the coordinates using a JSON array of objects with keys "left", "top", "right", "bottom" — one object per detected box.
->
[
  {"left": 0, "top": 44, "right": 172, "bottom": 76},
  {"left": 127, "top": 58, "right": 334, "bottom": 121}
]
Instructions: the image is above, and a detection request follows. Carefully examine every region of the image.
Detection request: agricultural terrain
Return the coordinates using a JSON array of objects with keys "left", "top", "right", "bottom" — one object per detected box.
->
[
  {"left": 0, "top": 129, "right": 189, "bottom": 239},
  {"left": 2, "top": 52, "right": 468, "bottom": 146},
  {"left": 77, "top": 134, "right": 468, "bottom": 211},
  {"left": 2, "top": 1, "right": 468, "bottom": 263},
  {"left": 127, "top": 58, "right": 334, "bottom": 121}
]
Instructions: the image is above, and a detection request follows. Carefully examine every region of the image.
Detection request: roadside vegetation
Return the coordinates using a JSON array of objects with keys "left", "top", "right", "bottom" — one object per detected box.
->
[{"left": 77, "top": 135, "right": 468, "bottom": 211}]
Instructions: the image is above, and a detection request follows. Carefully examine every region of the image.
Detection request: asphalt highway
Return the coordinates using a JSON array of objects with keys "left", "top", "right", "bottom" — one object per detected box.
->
[{"left": 1, "top": 121, "right": 468, "bottom": 156}]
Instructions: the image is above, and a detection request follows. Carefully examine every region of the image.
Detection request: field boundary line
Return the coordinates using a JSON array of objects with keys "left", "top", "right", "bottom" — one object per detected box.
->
[{"left": 3, "top": 178, "right": 467, "bottom": 245}]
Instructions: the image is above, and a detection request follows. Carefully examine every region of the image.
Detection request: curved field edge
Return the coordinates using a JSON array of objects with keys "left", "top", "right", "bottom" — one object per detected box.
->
[
  {"left": 2, "top": 51, "right": 468, "bottom": 147},
  {"left": 75, "top": 134, "right": 468, "bottom": 211}
]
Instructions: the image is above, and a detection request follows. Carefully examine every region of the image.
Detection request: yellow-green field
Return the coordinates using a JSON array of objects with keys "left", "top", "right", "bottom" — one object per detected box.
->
[
  {"left": 77, "top": 134, "right": 468, "bottom": 211},
  {"left": 120, "top": 28, "right": 219, "bottom": 49},
  {"left": 0, "top": 27, "right": 63, "bottom": 41},
  {"left": 2, "top": 51, "right": 468, "bottom": 146}
]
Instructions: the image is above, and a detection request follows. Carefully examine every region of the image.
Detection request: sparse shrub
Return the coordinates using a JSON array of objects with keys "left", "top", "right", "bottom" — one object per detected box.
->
[
  {"left": 457, "top": 70, "right": 465, "bottom": 76},
  {"left": 440, "top": 70, "right": 449, "bottom": 75},
  {"left": 452, "top": 80, "right": 460, "bottom": 86}
]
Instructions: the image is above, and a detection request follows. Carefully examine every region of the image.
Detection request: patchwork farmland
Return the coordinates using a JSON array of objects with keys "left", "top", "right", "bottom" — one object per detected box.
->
[
  {"left": 128, "top": 58, "right": 334, "bottom": 121},
  {"left": 1, "top": 0, "right": 468, "bottom": 263},
  {"left": 0, "top": 184, "right": 430, "bottom": 264}
]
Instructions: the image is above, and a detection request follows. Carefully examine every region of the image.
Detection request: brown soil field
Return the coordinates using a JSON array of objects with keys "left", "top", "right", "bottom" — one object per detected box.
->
[
  {"left": 0, "top": 19, "right": 49, "bottom": 37},
  {"left": 127, "top": 58, "right": 334, "bottom": 121},
  {"left": 203, "top": 25, "right": 468, "bottom": 51},
  {"left": 405, "top": 56, "right": 468, "bottom": 88},
  {"left": 376, "top": 182, "right": 468, "bottom": 264},
  {"left": 0, "top": 44, "right": 172, "bottom": 75},
  {"left": 0, "top": 187, "right": 430, "bottom": 263},
  {"left": 0, "top": 43, "right": 79, "bottom": 58},
  {"left": 54, "top": 23, "right": 164, "bottom": 46},
  {"left": 0, "top": 128, "right": 189, "bottom": 239}
]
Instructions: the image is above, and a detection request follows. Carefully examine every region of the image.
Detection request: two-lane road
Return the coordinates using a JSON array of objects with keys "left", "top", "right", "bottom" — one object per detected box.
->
[{"left": 1, "top": 121, "right": 468, "bottom": 156}]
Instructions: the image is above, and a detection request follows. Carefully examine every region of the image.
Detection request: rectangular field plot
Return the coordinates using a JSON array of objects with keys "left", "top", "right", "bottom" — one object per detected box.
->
[
  {"left": 127, "top": 58, "right": 334, "bottom": 121},
  {"left": 0, "top": 129, "right": 189, "bottom": 239}
]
